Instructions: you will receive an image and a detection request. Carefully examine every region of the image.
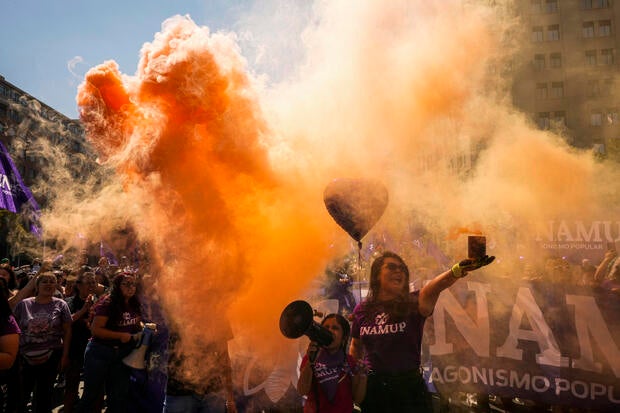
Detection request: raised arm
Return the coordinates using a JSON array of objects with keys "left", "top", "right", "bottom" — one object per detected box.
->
[{"left": 419, "top": 256, "right": 495, "bottom": 317}]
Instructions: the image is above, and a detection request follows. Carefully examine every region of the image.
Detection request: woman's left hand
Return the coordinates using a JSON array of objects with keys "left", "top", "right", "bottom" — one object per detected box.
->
[
  {"left": 225, "top": 399, "right": 237, "bottom": 413},
  {"left": 60, "top": 354, "right": 70, "bottom": 372}
]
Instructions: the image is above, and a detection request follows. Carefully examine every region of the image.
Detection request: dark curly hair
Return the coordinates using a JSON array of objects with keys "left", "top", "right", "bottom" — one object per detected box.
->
[
  {"left": 0, "top": 278, "right": 13, "bottom": 318},
  {"left": 0, "top": 263, "right": 17, "bottom": 290},
  {"left": 104, "top": 273, "right": 142, "bottom": 330}
]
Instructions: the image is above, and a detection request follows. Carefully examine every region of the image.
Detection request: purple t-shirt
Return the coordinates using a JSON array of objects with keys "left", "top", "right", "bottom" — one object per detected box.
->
[
  {"left": 351, "top": 291, "right": 426, "bottom": 373},
  {"left": 91, "top": 296, "right": 141, "bottom": 346},
  {"left": 0, "top": 315, "right": 21, "bottom": 336},
  {"left": 14, "top": 297, "right": 71, "bottom": 353},
  {"left": 300, "top": 352, "right": 356, "bottom": 413}
]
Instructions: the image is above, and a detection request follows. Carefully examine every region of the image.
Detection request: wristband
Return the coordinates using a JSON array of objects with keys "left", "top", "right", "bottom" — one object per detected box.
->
[{"left": 451, "top": 263, "right": 465, "bottom": 278}]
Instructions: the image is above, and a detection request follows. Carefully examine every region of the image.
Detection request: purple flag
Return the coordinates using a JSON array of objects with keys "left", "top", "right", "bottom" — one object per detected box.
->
[
  {"left": 0, "top": 142, "right": 41, "bottom": 234},
  {"left": 100, "top": 240, "right": 118, "bottom": 265}
]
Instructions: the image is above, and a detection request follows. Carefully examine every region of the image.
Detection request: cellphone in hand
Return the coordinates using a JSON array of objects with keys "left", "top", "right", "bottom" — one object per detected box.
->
[{"left": 468, "top": 236, "right": 486, "bottom": 259}]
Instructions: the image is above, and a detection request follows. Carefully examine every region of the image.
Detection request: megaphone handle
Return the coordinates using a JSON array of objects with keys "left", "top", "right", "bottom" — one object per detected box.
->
[{"left": 309, "top": 348, "right": 318, "bottom": 364}]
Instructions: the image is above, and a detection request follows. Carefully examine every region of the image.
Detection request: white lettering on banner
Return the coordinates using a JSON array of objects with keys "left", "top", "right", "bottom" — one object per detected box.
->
[
  {"left": 567, "top": 295, "right": 620, "bottom": 376},
  {"left": 430, "top": 284, "right": 620, "bottom": 380},
  {"left": 541, "top": 243, "right": 603, "bottom": 250},
  {"left": 431, "top": 365, "right": 620, "bottom": 404},
  {"left": 536, "top": 220, "right": 620, "bottom": 242},
  {"left": 0, "top": 174, "right": 10, "bottom": 195},
  {"left": 495, "top": 287, "right": 568, "bottom": 367},
  {"left": 430, "top": 281, "right": 491, "bottom": 356}
]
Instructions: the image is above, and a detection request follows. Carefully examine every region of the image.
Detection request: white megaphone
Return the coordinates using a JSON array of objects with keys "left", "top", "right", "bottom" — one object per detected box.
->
[{"left": 122, "top": 323, "right": 156, "bottom": 370}]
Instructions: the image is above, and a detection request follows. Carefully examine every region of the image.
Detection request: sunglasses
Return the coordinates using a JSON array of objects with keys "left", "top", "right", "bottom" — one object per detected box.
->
[{"left": 384, "top": 262, "right": 406, "bottom": 273}]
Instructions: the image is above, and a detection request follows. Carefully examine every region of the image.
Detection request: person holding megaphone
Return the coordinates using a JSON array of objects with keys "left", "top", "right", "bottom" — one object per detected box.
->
[
  {"left": 297, "top": 313, "right": 368, "bottom": 413},
  {"left": 349, "top": 250, "right": 495, "bottom": 413},
  {"left": 75, "top": 272, "right": 144, "bottom": 413}
]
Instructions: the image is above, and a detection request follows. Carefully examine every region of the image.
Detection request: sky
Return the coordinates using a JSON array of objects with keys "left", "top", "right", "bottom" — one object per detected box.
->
[{"left": 0, "top": 0, "right": 309, "bottom": 119}]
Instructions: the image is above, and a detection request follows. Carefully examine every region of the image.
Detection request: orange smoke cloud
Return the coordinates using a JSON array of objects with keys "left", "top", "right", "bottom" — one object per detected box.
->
[{"left": 77, "top": 16, "right": 337, "bottom": 364}]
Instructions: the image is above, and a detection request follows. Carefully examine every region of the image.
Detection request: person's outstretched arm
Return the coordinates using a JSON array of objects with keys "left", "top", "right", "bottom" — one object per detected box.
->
[{"left": 419, "top": 256, "right": 495, "bottom": 317}]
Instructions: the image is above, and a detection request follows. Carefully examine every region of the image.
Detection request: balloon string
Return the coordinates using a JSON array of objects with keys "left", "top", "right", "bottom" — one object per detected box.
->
[{"left": 357, "top": 241, "right": 362, "bottom": 301}]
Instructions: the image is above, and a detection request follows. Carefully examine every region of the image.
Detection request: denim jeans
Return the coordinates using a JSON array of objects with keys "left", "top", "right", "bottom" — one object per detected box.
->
[
  {"left": 75, "top": 341, "right": 131, "bottom": 413},
  {"left": 163, "top": 392, "right": 226, "bottom": 413}
]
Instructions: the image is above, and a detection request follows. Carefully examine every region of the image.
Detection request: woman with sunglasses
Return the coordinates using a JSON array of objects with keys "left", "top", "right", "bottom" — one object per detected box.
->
[
  {"left": 349, "top": 251, "right": 494, "bottom": 413},
  {"left": 75, "top": 272, "right": 143, "bottom": 413}
]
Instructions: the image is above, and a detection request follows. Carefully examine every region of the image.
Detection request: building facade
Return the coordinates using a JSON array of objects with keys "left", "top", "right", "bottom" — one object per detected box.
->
[
  {"left": 512, "top": 0, "right": 620, "bottom": 154},
  {"left": 0, "top": 74, "right": 93, "bottom": 192}
]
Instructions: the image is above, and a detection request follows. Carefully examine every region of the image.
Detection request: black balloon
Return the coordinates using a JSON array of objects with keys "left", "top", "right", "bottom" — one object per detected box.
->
[{"left": 323, "top": 178, "right": 388, "bottom": 242}]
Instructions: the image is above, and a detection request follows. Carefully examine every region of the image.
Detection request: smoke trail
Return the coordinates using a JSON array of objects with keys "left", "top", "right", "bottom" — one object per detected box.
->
[{"left": 56, "top": 0, "right": 620, "bottom": 390}]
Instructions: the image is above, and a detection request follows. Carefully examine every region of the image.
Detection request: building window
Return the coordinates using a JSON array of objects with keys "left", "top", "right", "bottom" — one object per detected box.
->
[
  {"left": 599, "top": 20, "right": 612, "bottom": 37},
  {"left": 606, "top": 109, "right": 618, "bottom": 125},
  {"left": 583, "top": 0, "right": 612, "bottom": 9},
  {"left": 550, "top": 53, "right": 562, "bottom": 68},
  {"left": 537, "top": 112, "right": 551, "bottom": 129},
  {"left": 603, "top": 78, "right": 614, "bottom": 96},
  {"left": 591, "top": 111, "right": 603, "bottom": 126},
  {"left": 593, "top": 143, "right": 606, "bottom": 155},
  {"left": 601, "top": 48, "right": 614, "bottom": 65},
  {"left": 545, "top": 0, "right": 559, "bottom": 13},
  {"left": 536, "top": 83, "right": 549, "bottom": 99},
  {"left": 531, "top": 0, "right": 543, "bottom": 13},
  {"left": 553, "top": 111, "right": 566, "bottom": 126},
  {"left": 547, "top": 25, "right": 560, "bottom": 41},
  {"left": 586, "top": 50, "right": 597, "bottom": 66},
  {"left": 587, "top": 79, "right": 601, "bottom": 96},
  {"left": 551, "top": 82, "right": 564, "bottom": 98},
  {"left": 532, "top": 26, "right": 544, "bottom": 42},
  {"left": 583, "top": 22, "right": 595, "bottom": 38},
  {"left": 534, "top": 54, "right": 546, "bottom": 70}
]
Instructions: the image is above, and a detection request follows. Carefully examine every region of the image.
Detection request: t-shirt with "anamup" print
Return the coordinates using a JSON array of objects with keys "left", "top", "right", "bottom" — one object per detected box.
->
[
  {"left": 351, "top": 291, "right": 426, "bottom": 374},
  {"left": 91, "top": 296, "right": 142, "bottom": 347}
]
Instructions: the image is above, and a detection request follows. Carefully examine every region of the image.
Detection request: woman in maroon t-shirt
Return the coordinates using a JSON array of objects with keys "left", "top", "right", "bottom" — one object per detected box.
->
[
  {"left": 75, "top": 272, "right": 143, "bottom": 413},
  {"left": 349, "top": 251, "right": 494, "bottom": 413}
]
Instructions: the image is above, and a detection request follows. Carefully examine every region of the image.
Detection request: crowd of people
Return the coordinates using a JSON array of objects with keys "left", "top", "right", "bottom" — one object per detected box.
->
[
  {"left": 0, "top": 250, "right": 238, "bottom": 413},
  {"left": 0, "top": 242, "right": 618, "bottom": 413}
]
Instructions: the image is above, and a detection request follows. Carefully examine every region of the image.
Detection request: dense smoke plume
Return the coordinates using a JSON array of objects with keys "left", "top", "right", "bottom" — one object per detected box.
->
[{"left": 12, "top": 0, "right": 619, "bottom": 388}]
